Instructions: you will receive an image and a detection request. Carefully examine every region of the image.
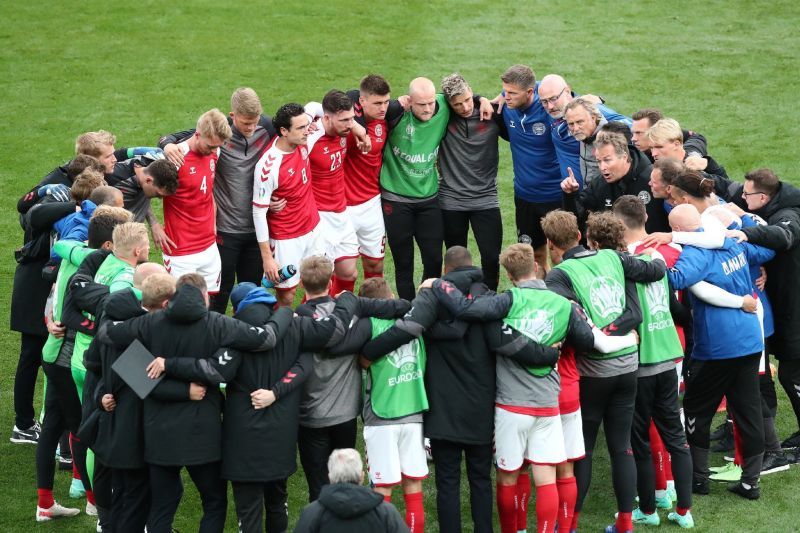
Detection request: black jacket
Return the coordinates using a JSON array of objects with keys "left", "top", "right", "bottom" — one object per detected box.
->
[
  {"left": 293, "top": 482, "right": 408, "bottom": 533},
  {"left": 105, "top": 285, "right": 293, "bottom": 466},
  {"left": 564, "top": 146, "right": 669, "bottom": 233},
  {"left": 741, "top": 182, "right": 800, "bottom": 360}
]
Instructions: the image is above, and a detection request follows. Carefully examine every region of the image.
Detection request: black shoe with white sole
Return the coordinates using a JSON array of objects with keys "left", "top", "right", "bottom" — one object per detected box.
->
[{"left": 10, "top": 422, "right": 41, "bottom": 444}]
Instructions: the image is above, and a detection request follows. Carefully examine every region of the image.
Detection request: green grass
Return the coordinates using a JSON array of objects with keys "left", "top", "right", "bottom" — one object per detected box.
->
[{"left": 1, "top": 1, "right": 800, "bottom": 531}]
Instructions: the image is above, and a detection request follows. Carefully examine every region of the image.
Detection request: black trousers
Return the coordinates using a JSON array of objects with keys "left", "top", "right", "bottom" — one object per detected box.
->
[
  {"left": 382, "top": 197, "right": 443, "bottom": 301},
  {"left": 574, "top": 371, "right": 638, "bottom": 514},
  {"left": 631, "top": 369, "right": 692, "bottom": 513},
  {"left": 513, "top": 197, "right": 561, "bottom": 249},
  {"left": 232, "top": 479, "right": 288, "bottom": 533},
  {"left": 777, "top": 358, "right": 800, "bottom": 430},
  {"left": 111, "top": 467, "right": 150, "bottom": 533},
  {"left": 148, "top": 462, "right": 227, "bottom": 533},
  {"left": 440, "top": 208, "right": 502, "bottom": 292},
  {"left": 298, "top": 419, "right": 357, "bottom": 502},
  {"left": 430, "top": 438, "right": 493, "bottom": 533},
  {"left": 14, "top": 333, "right": 46, "bottom": 428},
  {"left": 684, "top": 354, "right": 764, "bottom": 484},
  {"left": 210, "top": 231, "right": 263, "bottom": 314}
]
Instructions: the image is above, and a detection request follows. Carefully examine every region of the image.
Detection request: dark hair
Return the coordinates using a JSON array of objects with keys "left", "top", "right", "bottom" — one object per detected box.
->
[
  {"left": 322, "top": 89, "right": 354, "bottom": 114},
  {"left": 88, "top": 210, "right": 127, "bottom": 248},
  {"left": 273, "top": 103, "right": 306, "bottom": 136},
  {"left": 586, "top": 211, "right": 627, "bottom": 252},
  {"left": 672, "top": 170, "right": 715, "bottom": 199},
  {"left": 145, "top": 159, "right": 179, "bottom": 194},
  {"left": 653, "top": 157, "right": 685, "bottom": 186},
  {"left": 444, "top": 246, "right": 472, "bottom": 270},
  {"left": 359, "top": 74, "right": 391, "bottom": 96},
  {"left": 89, "top": 185, "right": 121, "bottom": 206},
  {"left": 613, "top": 195, "right": 647, "bottom": 230},
  {"left": 67, "top": 154, "right": 106, "bottom": 180},
  {"left": 745, "top": 168, "right": 780, "bottom": 196},
  {"left": 631, "top": 108, "right": 664, "bottom": 126},
  {"left": 599, "top": 121, "right": 633, "bottom": 143}
]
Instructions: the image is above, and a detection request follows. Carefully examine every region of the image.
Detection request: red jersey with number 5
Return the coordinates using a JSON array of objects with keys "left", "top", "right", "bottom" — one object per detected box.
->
[
  {"left": 253, "top": 138, "right": 319, "bottom": 240},
  {"left": 163, "top": 142, "right": 219, "bottom": 256},
  {"left": 307, "top": 129, "right": 348, "bottom": 213},
  {"left": 343, "top": 118, "right": 386, "bottom": 205}
]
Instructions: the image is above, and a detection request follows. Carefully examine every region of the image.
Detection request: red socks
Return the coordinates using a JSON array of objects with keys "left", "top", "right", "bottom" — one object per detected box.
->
[
  {"left": 556, "top": 476, "right": 577, "bottom": 533},
  {"left": 383, "top": 493, "right": 392, "bottom": 503},
  {"left": 37, "top": 488, "right": 54, "bottom": 509},
  {"left": 677, "top": 507, "right": 690, "bottom": 516},
  {"left": 733, "top": 419, "right": 743, "bottom": 466},
  {"left": 570, "top": 511, "right": 580, "bottom": 532},
  {"left": 616, "top": 511, "right": 633, "bottom": 532},
  {"left": 650, "top": 422, "right": 668, "bottom": 490},
  {"left": 535, "top": 483, "right": 559, "bottom": 533},
  {"left": 497, "top": 483, "right": 518, "bottom": 533},
  {"left": 363, "top": 270, "right": 383, "bottom": 279},
  {"left": 517, "top": 471, "right": 530, "bottom": 531},
  {"left": 330, "top": 275, "right": 356, "bottom": 295},
  {"left": 403, "top": 491, "right": 424, "bottom": 533},
  {"left": 85, "top": 489, "right": 96, "bottom": 506}
]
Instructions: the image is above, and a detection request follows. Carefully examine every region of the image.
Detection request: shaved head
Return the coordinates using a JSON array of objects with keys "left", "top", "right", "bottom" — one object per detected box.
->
[
  {"left": 539, "top": 74, "right": 567, "bottom": 92},
  {"left": 408, "top": 77, "right": 437, "bottom": 121},
  {"left": 668, "top": 204, "right": 702, "bottom": 232},
  {"left": 538, "top": 74, "right": 571, "bottom": 119},
  {"left": 409, "top": 77, "right": 435, "bottom": 97},
  {"left": 133, "top": 262, "right": 169, "bottom": 288}
]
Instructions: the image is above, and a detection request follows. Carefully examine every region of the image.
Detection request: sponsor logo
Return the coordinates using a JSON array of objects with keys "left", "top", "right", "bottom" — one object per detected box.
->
[
  {"left": 637, "top": 190, "right": 651, "bottom": 204},
  {"left": 340, "top": 137, "right": 346, "bottom": 147},
  {"left": 288, "top": 168, "right": 295, "bottom": 176},
  {"left": 189, "top": 166, "right": 196, "bottom": 175},
  {"left": 405, "top": 123, "right": 415, "bottom": 137},
  {"left": 509, "top": 120, "right": 516, "bottom": 129},
  {"left": 323, "top": 146, "right": 329, "bottom": 154},
  {"left": 532, "top": 122, "right": 546, "bottom": 135},
  {"left": 589, "top": 276, "right": 625, "bottom": 319},
  {"left": 375, "top": 124, "right": 383, "bottom": 137}
]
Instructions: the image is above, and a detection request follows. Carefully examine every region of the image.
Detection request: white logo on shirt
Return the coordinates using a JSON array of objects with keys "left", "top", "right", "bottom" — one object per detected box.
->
[
  {"left": 406, "top": 123, "right": 415, "bottom": 137},
  {"left": 589, "top": 276, "right": 625, "bottom": 319},
  {"left": 532, "top": 122, "right": 546, "bottom": 135},
  {"left": 375, "top": 124, "right": 383, "bottom": 137},
  {"left": 189, "top": 167, "right": 196, "bottom": 175},
  {"left": 645, "top": 281, "right": 670, "bottom": 315},
  {"left": 638, "top": 191, "right": 652, "bottom": 204},
  {"left": 516, "top": 310, "right": 555, "bottom": 343}
]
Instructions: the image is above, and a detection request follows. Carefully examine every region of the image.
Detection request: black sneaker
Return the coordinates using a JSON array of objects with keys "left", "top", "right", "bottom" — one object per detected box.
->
[
  {"left": 710, "top": 420, "right": 732, "bottom": 441},
  {"left": 711, "top": 431, "right": 734, "bottom": 453},
  {"left": 10, "top": 422, "right": 41, "bottom": 444},
  {"left": 761, "top": 451, "right": 791, "bottom": 475},
  {"left": 692, "top": 477, "right": 709, "bottom": 495},
  {"left": 784, "top": 446, "right": 800, "bottom": 464},
  {"left": 781, "top": 430, "right": 800, "bottom": 450},
  {"left": 727, "top": 481, "right": 760, "bottom": 500}
]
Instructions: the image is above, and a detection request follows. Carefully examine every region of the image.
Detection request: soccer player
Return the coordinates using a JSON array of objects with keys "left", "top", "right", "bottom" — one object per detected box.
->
[
  {"left": 162, "top": 109, "right": 232, "bottom": 295},
  {"left": 107, "top": 158, "right": 178, "bottom": 223},
  {"left": 253, "top": 103, "right": 322, "bottom": 307}
]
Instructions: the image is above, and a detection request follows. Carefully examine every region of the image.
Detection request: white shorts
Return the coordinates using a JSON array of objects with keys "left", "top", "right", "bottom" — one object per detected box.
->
[
  {"left": 364, "top": 423, "right": 428, "bottom": 486},
  {"left": 318, "top": 210, "right": 359, "bottom": 262},
  {"left": 561, "top": 409, "right": 586, "bottom": 461},
  {"left": 345, "top": 195, "right": 386, "bottom": 259},
  {"left": 163, "top": 243, "right": 221, "bottom": 293},
  {"left": 494, "top": 407, "right": 567, "bottom": 471},
  {"left": 269, "top": 226, "right": 324, "bottom": 289}
]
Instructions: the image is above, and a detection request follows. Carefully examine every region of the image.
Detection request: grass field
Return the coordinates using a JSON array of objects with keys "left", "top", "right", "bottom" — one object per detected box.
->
[{"left": 2, "top": 1, "right": 800, "bottom": 531}]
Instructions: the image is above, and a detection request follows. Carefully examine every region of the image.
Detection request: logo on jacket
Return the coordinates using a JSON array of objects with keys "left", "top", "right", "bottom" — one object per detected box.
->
[
  {"left": 405, "top": 123, "right": 415, "bottom": 137},
  {"left": 375, "top": 124, "right": 383, "bottom": 138},
  {"left": 589, "top": 277, "right": 624, "bottom": 319},
  {"left": 532, "top": 122, "right": 546, "bottom": 135},
  {"left": 644, "top": 281, "right": 670, "bottom": 316},
  {"left": 638, "top": 190, "right": 652, "bottom": 204},
  {"left": 516, "top": 310, "right": 555, "bottom": 343},
  {"left": 387, "top": 343, "right": 418, "bottom": 372}
]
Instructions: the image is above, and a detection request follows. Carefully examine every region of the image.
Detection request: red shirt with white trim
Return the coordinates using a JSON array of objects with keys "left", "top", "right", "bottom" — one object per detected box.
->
[
  {"left": 343, "top": 118, "right": 387, "bottom": 205},
  {"left": 307, "top": 129, "right": 348, "bottom": 213}
]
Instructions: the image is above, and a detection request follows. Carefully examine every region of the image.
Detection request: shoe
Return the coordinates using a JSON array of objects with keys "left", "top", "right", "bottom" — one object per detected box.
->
[
  {"left": 97, "top": 519, "right": 103, "bottom": 532},
  {"left": 710, "top": 420, "right": 731, "bottom": 441},
  {"left": 723, "top": 455, "right": 735, "bottom": 463},
  {"left": 36, "top": 501, "right": 80, "bottom": 522},
  {"left": 605, "top": 526, "right": 633, "bottom": 533},
  {"left": 56, "top": 446, "right": 73, "bottom": 471},
  {"left": 727, "top": 481, "right": 760, "bottom": 500},
  {"left": 784, "top": 446, "right": 800, "bottom": 464},
  {"left": 667, "top": 484, "right": 677, "bottom": 504},
  {"left": 692, "top": 478, "right": 709, "bottom": 495},
  {"left": 781, "top": 430, "right": 800, "bottom": 449},
  {"left": 667, "top": 510, "right": 695, "bottom": 529},
  {"left": 656, "top": 494, "right": 673, "bottom": 509},
  {"left": 710, "top": 463, "right": 742, "bottom": 482},
  {"left": 710, "top": 432, "right": 734, "bottom": 453},
  {"left": 761, "top": 451, "right": 790, "bottom": 475},
  {"left": 632, "top": 508, "right": 660, "bottom": 525},
  {"left": 10, "top": 422, "right": 41, "bottom": 444},
  {"left": 86, "top": 501, "right": 98, "bottom": 516},
  {"left": 424, "top": 437, "right": 433, "bottom": 462},
  {"left": 69, "top": 478, "right": 86, "bottom": 499}
]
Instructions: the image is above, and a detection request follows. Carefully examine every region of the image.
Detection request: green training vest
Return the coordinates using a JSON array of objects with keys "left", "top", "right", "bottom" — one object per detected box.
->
[
  {"left": 634, "top": 255, "right": 683, "bottom": 365},
  {"left": 41, "top": 243, "right": 88, "bottom": 364},
  {"left": 554, "top": 249, "right": 635, "bottom": 360},
  {"left": 365, "top": 317, "right": 428, "bottom": 419},
  {"left": 379, "top": 93, "right": 450, "bottom": 198},
  {"left": 505, "top": 287, "right": 572, "bottom": 376}
]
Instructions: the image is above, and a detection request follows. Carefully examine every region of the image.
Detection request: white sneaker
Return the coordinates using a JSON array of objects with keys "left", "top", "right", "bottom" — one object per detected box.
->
[
  {"left": 86, "top": 501, "right": 98, "bottom": 516},
  {"left": 36, "top": 501, "right": 80, "bottom": 522},
  {"left": 97, "top": 519, "right": 103, "bottom": 532}
]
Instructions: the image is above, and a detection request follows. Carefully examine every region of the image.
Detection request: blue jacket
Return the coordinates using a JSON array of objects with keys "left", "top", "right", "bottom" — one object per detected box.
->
[
  {"left": 739, "top": 214, "right": 775, "bottom": 337},
  {"left": 502, "top": 82, "right": 561, "bottom": 203},
  {"left": 51, "top": 200, "right": 96, "bottom": 261},
  {"left": 668, "top": 236, "right": 773, "bottom": 360}
]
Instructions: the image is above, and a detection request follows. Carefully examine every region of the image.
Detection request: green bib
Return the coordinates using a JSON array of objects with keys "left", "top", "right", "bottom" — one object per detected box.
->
[
  {"left": 41, "top": 244, "right": 87, "bottom": 364},
  {"left": 505, "top": 287, "right": 571, "bottom": 376},
  {"left": 555, "top": 250, "right": 635, "bottom": 359},
  {"left": 379, "top": 93, "right": 450, "bottom": 198},
  {"left": 365, "top": 317, "right": 428, "bottom": 419},
  {"left": 634, "top": 255, "right": 683, "bottom": 365}
]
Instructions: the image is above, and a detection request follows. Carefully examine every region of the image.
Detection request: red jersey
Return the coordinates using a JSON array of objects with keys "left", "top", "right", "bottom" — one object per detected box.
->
[
  {"left": 343, "top": 118, "right": 387, "bottom": 205},
  {"left": 307, "top": 129, "right": 348, "bottom": 213},
  {"left": 558, "top": 345, "right": 581, "bottom": 414},
  {"left": 253, "top": 138, "right": 319, "bottom": 240},
  {"left": 163, "top": 142, "right": 218, "bottom": 256}
]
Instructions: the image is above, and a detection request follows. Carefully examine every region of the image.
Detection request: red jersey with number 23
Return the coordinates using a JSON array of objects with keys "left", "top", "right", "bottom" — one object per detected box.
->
[
  {"left": 307, "top": 129, "right": 348, "bottom": 213},
  {"left": 253, "top": 138, "right": 319, "bottom": 240},
  {"left": 163, "top": 142, "right": 219, "bottom": 256}
]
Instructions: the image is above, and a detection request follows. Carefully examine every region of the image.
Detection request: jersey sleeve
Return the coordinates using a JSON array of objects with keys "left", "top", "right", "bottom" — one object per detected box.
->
[{"left": 252, "top": 151, "right": 280, "bottom": 242}]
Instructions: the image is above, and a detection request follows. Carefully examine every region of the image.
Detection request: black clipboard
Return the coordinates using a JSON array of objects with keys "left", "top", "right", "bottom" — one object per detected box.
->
[{"left": 111, "top": 339, "right": 163, "bottom": 399}]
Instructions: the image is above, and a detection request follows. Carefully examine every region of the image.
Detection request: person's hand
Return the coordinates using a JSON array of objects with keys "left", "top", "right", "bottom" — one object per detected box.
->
[
  {"left": 640, "top": 232, "right": 672, "bottom": 248},
  {"left": 150, "top": 222, "right": 175, "bottom": 254},
  {"left": 189, "top": 383, "right": 207, "bottom": 401},
  {"left": 397, "top": 95, "right": 410, "bottom": 111},
  {"left": 418, "top": 278, "right": 437, "bottom": 290},
  {"left": 479, "top": 97, "right": 494, "bottom": 121},
  {"left": 46, "top": 319, "right": 66, "bottom": 338},
  {"left": 723, "top": 202, "right": 746, "bottom": 217},
  {"left": 262, "top": 256, "right": 281, "bottom": 283},
  {"left": 37, "top": 184, "right": 71, "bottom": 202},
  {"left": 684, "top": 156, "right": 709, "bottom": 171},
  {"left": 726, "top": 229, "right": 748, "bottom": 243},
  {"left": 755, "top": 267, "right": 767, "bottom": 291},
  {"left": 251, "top": 389, "right": 276, "bottom": 409},
  {"left": 163, "top": 143, "right": 185, "bottom": 168},
  {"left": 560, "top": 168, "right": 580, "bottom": 194},
  {"left": 631, "top": 330, "right": 640, "bottom": 344},
  {"left": 550, "top": 341, "right": 563, "bottom": 351},
  {"left": 307, "top": 120, "right": 320, "bottom": 134},
  {"left": 101, "top": 394, "right": 116, "bottom": 412},
  {"left": 359, "top": 355, "right": 372, "bottom": 369},
  {"left": 269, "top": 197, "right": 287, "bottom": 213},
  {"left": 146, "top": 357, "right": 166, "bottom": 379},
  {"left": 741, "top": 294, "right": 758, "bottom": 313},
  {"left": 490, "top": 92, "right": 505, "bottom": 113}
]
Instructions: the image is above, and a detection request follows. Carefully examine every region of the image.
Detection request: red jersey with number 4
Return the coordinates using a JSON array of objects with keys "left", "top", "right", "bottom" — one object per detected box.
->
[
  {"left": 343, "top": 118, "right": 387, "bottom": 205},
  {"left": 163, "top": 142, "right": 218, "bottom": 256},
  {"left": 253, "top": 138, "right": 319, "bottom": 240},
  {"left": 307, "top": 130, "right": 348, "bottom": 213}
]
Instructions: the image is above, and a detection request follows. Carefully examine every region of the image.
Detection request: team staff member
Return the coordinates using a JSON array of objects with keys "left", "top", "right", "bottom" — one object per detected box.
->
[
  {"left": 106, "top": 158, "right": 178, "bottom": 224},
  {"left": 160, "top": 88, "right": 277, "bottom": 313}
]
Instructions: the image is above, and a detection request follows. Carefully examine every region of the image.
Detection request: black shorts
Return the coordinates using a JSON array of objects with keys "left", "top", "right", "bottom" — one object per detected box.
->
[{"left": 514, "top": 197, "right": 561, "bottom": 248}]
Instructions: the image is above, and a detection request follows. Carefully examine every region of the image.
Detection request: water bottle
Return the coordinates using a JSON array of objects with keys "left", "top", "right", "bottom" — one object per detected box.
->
[{"left": 261, "top": 264, "right": 297, "bottom": 288}]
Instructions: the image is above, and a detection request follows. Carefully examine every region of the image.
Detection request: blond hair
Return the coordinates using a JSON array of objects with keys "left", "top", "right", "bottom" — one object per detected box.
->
[
  {"left": 300, "top": 255, "right": 333, "bottom": 294},
  {"left": 541, "top": 210, "right": 581, "bottom": 250},
  {"left": 141, "top": 274, "right": 177, "bottom": 310},
  {"left": 564, "top": 97, "right": 602, "bottom": 123},
  {"left": 197, "top": 108, "right": 232, "bottom": 142},
  {"left": 112, "top": 222, "right": 149, "bottom": 257},
  {"left": 230, "top": 88, "right": 262, "bottom": 117},
  {"left": 92, "top": 205, "right": 133, "bottom": 223},
  {"left": 75, "top": 130, "right": 116, "bottom": 157},
  {"left": 70, "top": 168, "right": 107, "bottom": 202},
  {"left": 500, "top": 243, "right": 536, "bottom": 281},
  {"left": 646, "top": 118, "right": 683, "bottom": 145}
]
